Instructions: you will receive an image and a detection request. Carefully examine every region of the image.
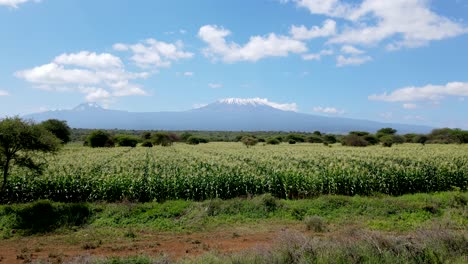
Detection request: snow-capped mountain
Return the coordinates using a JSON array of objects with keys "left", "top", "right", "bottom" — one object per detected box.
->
[{"left": 23, "top": 99, "right": 432, "bottom": 133}]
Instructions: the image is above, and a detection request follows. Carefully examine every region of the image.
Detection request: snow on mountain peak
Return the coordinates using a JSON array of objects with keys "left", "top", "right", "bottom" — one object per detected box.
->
[
  {"left": 73, "top": 102, "right": 103, "bottom": 111},
  {"left": 217, "top": 98, "right": 298, "bottom": 112}
]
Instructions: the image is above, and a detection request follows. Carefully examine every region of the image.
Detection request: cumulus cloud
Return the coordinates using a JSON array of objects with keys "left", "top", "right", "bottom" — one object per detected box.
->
[
  {"left": 0, "top": 90, "right": 9, "bottom": 96},
  {"left": 0, "top": 0, "right": 38, "bottom": 8},
  {"left": 113, "top": 39, "right": 193, "bottom": 69},
  {"left": 341, "top": 45, "right": 364, "bottom": 55},
  {"left": 54, "top": 51, "right": 123, "bottom": 69},
  {"left": 368, "top": 82, "right": 468, "bottom": 102},
  {"left": 336, "top": 54, "right": 372, "bottom": 66},
  {"left": 208, "top": 83, "right": 223, "bottom": 89},
  {"left": 313, "top": 106, "right": 345, "bottom": 114},
  {"left": 183, "top": 72, "right": 194, "bottom": 76},
  {"left": 198, "top": 25, "right": 307, "bottom": 62},
  {"left": 290, "top": 19, "right": 336, "bottom": 40},
  {"left": 302, "top": 49, "right": 333, "bottom": 61},
  {"left": 293, "top": 0, "right": 467, "bottom": 49},
  {"left": 16, "top": 51, "right": 149, "bottom": 103}
]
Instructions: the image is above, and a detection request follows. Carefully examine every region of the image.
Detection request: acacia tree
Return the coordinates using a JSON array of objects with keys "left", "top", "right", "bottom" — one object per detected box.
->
[
  {"left": 0, "top": 117, "right": 60, "bottom": 192},
  {"left": 41, "top": 119, "right": 72, "bottom": 144}
]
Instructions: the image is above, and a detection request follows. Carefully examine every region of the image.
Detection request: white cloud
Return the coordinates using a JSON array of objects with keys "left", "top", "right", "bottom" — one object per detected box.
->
[
  {"left": 302, "top": 49, "right": 333, "bottom": 61},
  {"left": 219, "top": 97, "right": 298, "bottom": 112},
  {"left": 340, "top": 45, "right": 364, "bottom": 55},
  {"left": 199, "top": 25, "right": 307, "bottom": 62},
  {"left": 313, "top": 106, "right": 344, "bottom": 114},
  {"left": 16, "top": 51, "right": 149, "bottom": 103},
  {"left": 208, "top": 83, "right": 223, "bottom": 89},
  {"left": 336, "top": 55, "right": 372, "bottom": 66},
  {"left": 294, "top": 0, "right": 467, "bottom": 49},
  {"left": 290, "top": 19, "right": 336, "bottom": 40},
  {"left": 113, "top": 39, "right": 193, "bottom": 68},
  {"left": 183, "top": 71, "right": 194, "bottom": 77},
  {"left": 0, "top": 90, "right": 9, "bottom": 96},
  {"left": 403, "top": 103, "right": 417, "bottom": 109},
  {"left": 295, "top": 0, "right": 353, "bottom": 18},
  {"left": 368, "top": 82, "right": 468, "bottom": 102},
  {"left": 54, "top": 51, "right": 123, "bottom": 69},
  {"left": 0, "top": 0, "right": 38, "bottom": 8}
]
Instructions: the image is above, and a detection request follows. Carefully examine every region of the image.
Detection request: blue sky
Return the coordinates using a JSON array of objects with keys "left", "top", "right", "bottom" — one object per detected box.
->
[{"left": 0, "top": 0, "right": 467, "bottom": 128}]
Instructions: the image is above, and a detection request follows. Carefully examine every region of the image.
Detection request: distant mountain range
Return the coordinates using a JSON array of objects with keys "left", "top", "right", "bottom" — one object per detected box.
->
[{"left": 23, "top": 99, "right": 432, "bottom": 133}]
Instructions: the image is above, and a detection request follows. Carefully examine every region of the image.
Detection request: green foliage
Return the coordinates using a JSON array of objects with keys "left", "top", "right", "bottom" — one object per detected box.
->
[
  {"left": 241, "top": 136, "right": 258, "bottom": 148},
  {"left": 413, "top": 135, "right": 429, "bottom": 145},
  {"left": 380, "top": 135, "right": 394, "bottom": 147},
  {"left": 2, "top": 200, "right": 90, "bottom": 234},
  {"left": 266, "top": 137, "right": 281, "bottom": 145},
  {"left": 306, "top": 135, "right": 323, "bottom": 143},
  {"left": 141, "top": 140, "right": 153, "bottom": 147},
  {"left": 1, "top": 143, "right": 467, "bottom": 203},
  {"left": 186, "top": 136, "right": 208, "bottom": 145},
  {"left": 288, "top": 139, "right": 296, "bottom": 144},
  {"left": 364, "top": 135, "right": 379, "bottom": 145},
  {"left": 341, "top": 134, "right": 369, "bottom": 147},
  {"left": 87, "top": 130, "right": 115, "bottom": 148},
  {"left": 377, "top": 127, "right": 397, "bottom": 137},
  {"left": 180, "top": 132, "right": 193, "bottom": 141},
  {"left": 323, "top": 134, "right": 337, "bottom": 144},
  {"left": 349, "top": 131, "right": 370, "bottom": 137},
  {"left": 141, "top": 132, "right": 151, "bottom": 140},
  {"left": 40, "top": 119, "right": 71, "bottom": 144},
  {"left": 152, "top": 132, "right": 174, "bottom": 146},
  {"left": 0, "top": 117, "right": 60, "bottom": 192},
  {"left": 114, "top": 135, "right": 139, "bottom": 147},
  {"left": 286, "top": 134, "right": 305, "bottom": 142}
]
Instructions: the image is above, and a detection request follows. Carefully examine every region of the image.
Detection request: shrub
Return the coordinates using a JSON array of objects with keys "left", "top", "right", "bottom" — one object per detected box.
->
[
  {"left": 304, "top": 215, "right": 326, "bottom": 232},
  {"left": 364, "top": 135, "right": 379, "bottom": 145},
  {"left": 40, "top": 119, "right": 71, "bottom": 144},
  {"left": 288, "top": 139, "right": 296, "bottom": 144},
  {"left": 115, "top": 135, "right": 139, "bottom": 147},
  {"left": 241, "top": 136, "right": 258, "bottom": 148},
  {"left": 341, "top": 134, "right": 369, "bottom": 147},
  {"left": 87, "top": 130, "right": 114, "bottom": 148},
  {"left": 12, "top": 200, "right": 91, "bottom": 233},
  {"left": 141, "top": 140, "right": 153, "bottom": 147},
  {"left": 306, "top": 135, "right": 323, "bottom": 143},
  {"left": 381, "top": 135, "right": 394, "bottom": 147},
  {"left": 266, "top": 137, "right": 281, "bottom": 145},
  {"left": 152, "top": 132, "right": 173, "bottom": 147},
  {"left": 323, "top": 134, "right": 337, "bottom": 144},
  {"left": 286, "top": 134, "right": 305, "bottom": 142}
]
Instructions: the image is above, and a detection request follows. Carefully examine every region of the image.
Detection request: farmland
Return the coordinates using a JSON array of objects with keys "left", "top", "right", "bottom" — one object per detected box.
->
[
  {"left": 0, "top": 142, "right": 467, "bottom": 263},
  {"left": 3, "top": 142, "right": 467, "bottom": 203}
]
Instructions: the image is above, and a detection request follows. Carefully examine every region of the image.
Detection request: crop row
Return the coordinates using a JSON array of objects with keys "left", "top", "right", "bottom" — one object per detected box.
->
[{"left": 2, "top": 143, "right": 467, "bottom": 203}]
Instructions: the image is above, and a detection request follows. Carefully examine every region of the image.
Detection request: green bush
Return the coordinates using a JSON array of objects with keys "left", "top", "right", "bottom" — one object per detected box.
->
[
  {"left": 342, "top": 134, "right": 368, "bottom": 147},
  {"left": 87, "top": 130, "right": 114, "bottom": 148},
  {"left": 266, "top": 137, "right": 281, "bottom": 145},
  {"left": 141, "top": 140, "right": 153, "bottom": 147},
  {"left": 9, "top": 200, "right": 91, "bottom": 233},
  {"left": 115, "top": 135, "right": 139, "bottom": 147}
]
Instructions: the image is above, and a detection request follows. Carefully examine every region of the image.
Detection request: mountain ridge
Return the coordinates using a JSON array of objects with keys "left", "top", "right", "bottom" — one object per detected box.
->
[{"left": 23, "top": 100, "right": 433, "bottom": 133}]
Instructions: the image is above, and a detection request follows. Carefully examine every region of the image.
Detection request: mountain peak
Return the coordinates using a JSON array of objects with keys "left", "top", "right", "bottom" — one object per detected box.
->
[
  {"left": 73, "top": 102, "right": 103, "bottom": 111},
  {"left": 214, "top": 98, "right": 298, "bottom": 112}
]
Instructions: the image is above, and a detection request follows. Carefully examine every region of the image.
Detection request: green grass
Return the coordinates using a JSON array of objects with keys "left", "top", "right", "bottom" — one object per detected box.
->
[{"left": 1, "top": 191, "right": 466, "bottom": 236}]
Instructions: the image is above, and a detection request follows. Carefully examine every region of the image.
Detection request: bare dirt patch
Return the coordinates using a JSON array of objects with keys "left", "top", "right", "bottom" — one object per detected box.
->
[{"left": 0, "top": 226, "right": 295, "bottom": 263}]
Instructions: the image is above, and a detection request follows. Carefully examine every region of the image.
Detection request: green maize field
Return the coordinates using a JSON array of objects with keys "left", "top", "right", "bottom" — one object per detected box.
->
[{"left": 2, "top": 143, "right": 467, "bottom": 203}]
